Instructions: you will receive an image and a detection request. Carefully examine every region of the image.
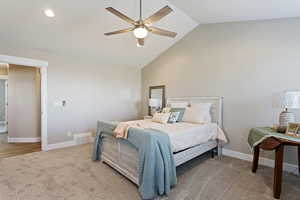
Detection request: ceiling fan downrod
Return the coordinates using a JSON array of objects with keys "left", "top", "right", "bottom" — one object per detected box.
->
[{"left": 139, "top": 0, "right": 142, "bottom": 22}]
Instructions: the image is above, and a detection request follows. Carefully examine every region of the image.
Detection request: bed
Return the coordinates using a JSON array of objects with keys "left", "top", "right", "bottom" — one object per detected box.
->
[{"left": 99, "top": 97, "right": 225, "bottom": 186}]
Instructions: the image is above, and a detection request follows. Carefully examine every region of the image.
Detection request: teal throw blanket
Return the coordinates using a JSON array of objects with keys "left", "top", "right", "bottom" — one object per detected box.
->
[{"left": 92, "top": 121, "right": 177, "bottom": 199}]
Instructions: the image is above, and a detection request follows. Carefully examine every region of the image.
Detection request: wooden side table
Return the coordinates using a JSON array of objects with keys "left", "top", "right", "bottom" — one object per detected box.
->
[{"left": 252, "top": 136, "right": 300, "bottom": 199}]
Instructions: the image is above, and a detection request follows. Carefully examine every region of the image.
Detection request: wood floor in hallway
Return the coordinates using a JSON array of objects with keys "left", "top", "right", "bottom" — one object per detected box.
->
[{"left": 0, "top": 133, "right": 41, "bottom": 159}]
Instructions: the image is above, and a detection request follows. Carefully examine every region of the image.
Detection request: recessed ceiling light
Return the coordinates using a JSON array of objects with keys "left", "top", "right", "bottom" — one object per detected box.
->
[{"left": 44, "top": 9, "right": 55, "bottom": 18}]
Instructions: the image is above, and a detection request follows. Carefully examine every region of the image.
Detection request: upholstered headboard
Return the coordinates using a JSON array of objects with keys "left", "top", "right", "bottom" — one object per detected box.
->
[{"left": 166, "top": 96, "right": 224, "bottom": 128}]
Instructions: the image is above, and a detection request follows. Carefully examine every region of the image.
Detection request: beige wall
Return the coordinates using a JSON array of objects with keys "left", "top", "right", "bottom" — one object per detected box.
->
[
  {"left": 0, "top": 47, "right": 141, "bottom": 144},
  {"left": 46, "top": 58, "right": 141, "bottom": 144},
  {"left": 8, "top": 65, "right": 41, "bottom": 138},
  {"left": 142, "top": 17, "right": 300, "bottom": 165}
]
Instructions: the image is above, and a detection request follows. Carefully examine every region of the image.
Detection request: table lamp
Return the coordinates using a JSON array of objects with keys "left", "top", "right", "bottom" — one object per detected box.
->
[{"left": 279, "top": 91, "right": 300, "bottom": 127}]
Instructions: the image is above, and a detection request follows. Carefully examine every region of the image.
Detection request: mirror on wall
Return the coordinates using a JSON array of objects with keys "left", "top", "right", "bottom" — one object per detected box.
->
[{"left": 148, "top": 85, "right": 165, "bottom": 116}]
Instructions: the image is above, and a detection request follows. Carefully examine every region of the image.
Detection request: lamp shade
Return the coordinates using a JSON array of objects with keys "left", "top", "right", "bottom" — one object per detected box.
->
[
  {"left": 149, "top": 98, "right": 161, "bottom": 107},
  {"left": 281, "top": 91, "right": 300, "bottom": 109}
]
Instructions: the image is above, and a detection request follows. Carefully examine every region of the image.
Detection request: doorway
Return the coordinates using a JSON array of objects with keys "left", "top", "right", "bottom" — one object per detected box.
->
[
  {"left": 0, "top": 55, "right": 48, "bottom": 153},
  {"left": 0, "top": 68, "right": 8, "bottom": 134},
  {"left": 0, "top": 64, "right": 42, "bottom": 158}
]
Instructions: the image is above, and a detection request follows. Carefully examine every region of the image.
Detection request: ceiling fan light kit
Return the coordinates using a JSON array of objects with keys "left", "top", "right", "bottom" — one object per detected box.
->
[
  {"left": 133, "top": 27, "right": 148, "bottom": 39},
  {"left": 104, "top": 0, "right": 177, "bottom": 46}
]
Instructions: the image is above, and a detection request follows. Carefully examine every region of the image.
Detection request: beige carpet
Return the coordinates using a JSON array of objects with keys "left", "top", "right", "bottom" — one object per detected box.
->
[{"left": 0, "top": 144, "right": 299, "bottom": 200}]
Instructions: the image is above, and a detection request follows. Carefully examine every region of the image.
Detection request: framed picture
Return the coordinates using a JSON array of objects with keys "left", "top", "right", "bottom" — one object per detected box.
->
[{"left": 286, "top": 123, "right": 300, "bottom": 137}]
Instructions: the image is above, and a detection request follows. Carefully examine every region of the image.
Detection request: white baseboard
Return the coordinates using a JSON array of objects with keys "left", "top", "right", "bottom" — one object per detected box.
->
[
  {"left": 46, "top": 140, "right": 77, "bottom": 151},
  {"left": 8, "top": 137, "right": 41, "bottom": 143},
  {"left": 46, "top": 132, "right": 94, "bottom": 151},
  {"left": 223, "top": 148, "right": 299, "bottom": 175}
]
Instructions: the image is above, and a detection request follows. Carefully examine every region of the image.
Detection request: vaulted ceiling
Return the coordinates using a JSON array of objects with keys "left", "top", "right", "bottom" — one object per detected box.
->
[
  {"left": 0, "top": 0, "right": 197, "bottom": 68},
  {"left": 169, "top": 0, "right": 300, "bottom": 24},
  {"left": 0, "top": 0, "right": 299, "bottom": 68}
]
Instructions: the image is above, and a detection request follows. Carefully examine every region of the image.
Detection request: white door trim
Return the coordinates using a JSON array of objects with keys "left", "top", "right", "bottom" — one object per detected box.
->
[
  {"left": 0, "top": 76, "right": 8, "bottom": 132},
  {"left": 0, "top": 55, "right": 48, "bottom": 151},
  {"left": 5, "top": 80, "right": 7, "bottom": 127}
]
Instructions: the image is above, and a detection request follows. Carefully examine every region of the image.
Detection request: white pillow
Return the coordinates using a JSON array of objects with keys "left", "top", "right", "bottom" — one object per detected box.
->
[
  {"left": 162, "top": 107, "right": 171, "bottom": 113},
  {"left": 170, "top": 102, "right": 189, "bottom": 108},
  {"left": 152, "top": 112, "right": 171, "bottom": 124},
  {"left": 182, "top": 103, "right": 212, "bottom": 123}
]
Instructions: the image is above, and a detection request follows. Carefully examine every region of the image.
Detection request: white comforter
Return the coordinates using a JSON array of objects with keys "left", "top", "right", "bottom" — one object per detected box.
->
[{"left": 127, "top": 120, "right": 227, "bottom": 152}]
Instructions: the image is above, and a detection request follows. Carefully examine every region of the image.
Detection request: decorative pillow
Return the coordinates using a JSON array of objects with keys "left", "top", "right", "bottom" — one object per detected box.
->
[
  {"left": 170, "top": 102, "right": 189, "bottom": 108},
  {"left": 152, "top": 112, "right": 171, "bottom": 124},
  {"left": 168, "top": 112, "right": 180, "bottom": 123},
  {"left": 162, "top": 107, "right": 171, "bottom": 113},
  {"left": 170, "top": 107, "right": 186, "bottom": 122},
  {"left": 182, "top": 103, "right": 212, "bottom": 123}
]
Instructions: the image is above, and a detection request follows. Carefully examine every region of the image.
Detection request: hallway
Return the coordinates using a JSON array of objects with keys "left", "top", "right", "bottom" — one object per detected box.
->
[{"left": 0, "top": 132, "right": 41, "bottom": 159}]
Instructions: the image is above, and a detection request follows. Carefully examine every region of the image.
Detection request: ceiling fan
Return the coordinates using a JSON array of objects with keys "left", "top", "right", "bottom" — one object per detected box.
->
[{"left": 104, "top": 0, "right": 177, "bottom": 47}]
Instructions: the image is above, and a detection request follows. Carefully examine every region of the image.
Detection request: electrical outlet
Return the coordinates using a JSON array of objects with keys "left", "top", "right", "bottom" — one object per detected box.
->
[{"left": 67, "top": 131, "right": 72, "bottom": 137}]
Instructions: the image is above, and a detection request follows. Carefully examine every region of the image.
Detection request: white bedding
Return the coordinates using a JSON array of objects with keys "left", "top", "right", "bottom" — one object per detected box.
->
[{"left": 127, "top": 120, "right": 227, "bottom": 152}]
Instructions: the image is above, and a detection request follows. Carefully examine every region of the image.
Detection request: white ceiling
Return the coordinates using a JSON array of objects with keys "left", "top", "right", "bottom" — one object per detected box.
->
[
  {"left": 0, "top": 0, "right": 197, "bottom": 68},
  {"left": 1, "top": 1, "right": 299, "bottom": 69},
  {"left": 169, "top": 0, "right": 300, "bottom": 24}
]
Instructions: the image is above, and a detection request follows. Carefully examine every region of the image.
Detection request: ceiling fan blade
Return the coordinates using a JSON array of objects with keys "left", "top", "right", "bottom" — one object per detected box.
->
[
  {"left": 106, "top": 7, "right": 136, "bottom": 25},
  {"left": 144, "top": 6, "right": 173, "bottom": 25},
  {"left": 104, "top": 27, "right": 134, "bottom": 36},
  {"left": 137, "top": 38, "right": 144, "bottom": 46},
  {"left": 149, "top": 26, "right": 177, "bottom": 38}
]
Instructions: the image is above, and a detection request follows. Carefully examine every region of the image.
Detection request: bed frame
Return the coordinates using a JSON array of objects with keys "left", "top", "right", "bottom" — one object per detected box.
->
[{"left": 102, "top": 96, "right": 224, "bottom": 185}]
